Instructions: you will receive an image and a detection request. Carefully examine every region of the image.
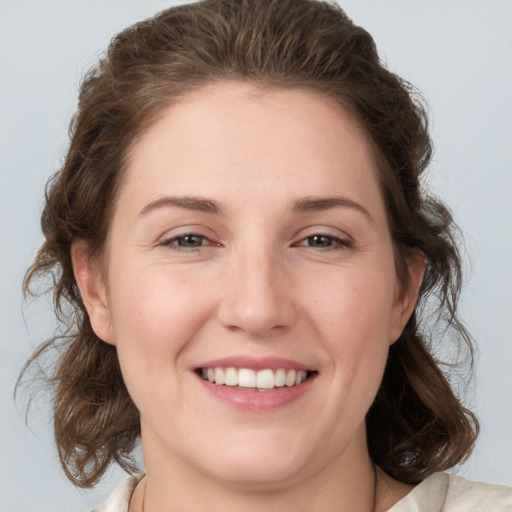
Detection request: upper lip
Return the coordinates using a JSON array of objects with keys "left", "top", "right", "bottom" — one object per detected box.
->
[{"left": 195, "top": 356, "right": 314, "bottom": 372}]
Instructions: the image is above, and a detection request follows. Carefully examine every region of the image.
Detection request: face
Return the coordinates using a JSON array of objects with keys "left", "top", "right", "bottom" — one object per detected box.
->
[{"left": 75, "top": 82, "right": 420, "bottom": 490}]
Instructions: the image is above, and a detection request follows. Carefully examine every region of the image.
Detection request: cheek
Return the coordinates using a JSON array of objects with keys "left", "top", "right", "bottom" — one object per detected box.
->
[
  {"left": 105, "top": 269, "right": 214, "bottom": 430},
  {"left": 110, "top": 264, "right": 205, "bottom": 335},
  {"left": 308, "top": 264, "right": 397, "bottom": 339},
  {"left": 304, "top": 259, "right": 397, "bottom": 386},
  {"left": 106, "top": 266, "right": 214, "bottom": 388}
]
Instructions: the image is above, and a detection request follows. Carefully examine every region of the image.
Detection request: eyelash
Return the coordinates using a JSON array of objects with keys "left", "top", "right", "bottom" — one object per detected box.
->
[
  {"left": 295, "top": 234, "right": 353, "bottom": 251},
  {"left": 159, "top": 232, "right": 353, "bottom": 252},
  {"left": 158, "top": 233, "right": 213, "bottom": 252}
]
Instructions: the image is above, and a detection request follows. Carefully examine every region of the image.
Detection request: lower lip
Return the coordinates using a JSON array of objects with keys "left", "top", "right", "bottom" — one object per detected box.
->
[{"left": 196, "top": 373, "right": 316, "bottom": 411}]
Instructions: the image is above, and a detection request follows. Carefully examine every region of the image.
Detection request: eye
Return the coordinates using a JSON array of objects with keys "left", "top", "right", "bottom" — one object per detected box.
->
[
  {"left": 297, "top": 234, "right": 352, "bottom": 250},
  {"left": 175, "top": 234, "right": 207, "bottom": 248},
  {"left": 160, "top": 233, "right": 211, "bottom": 250},
  {"left": 306, "top": 235, "right": 335, "bottom": 248}
]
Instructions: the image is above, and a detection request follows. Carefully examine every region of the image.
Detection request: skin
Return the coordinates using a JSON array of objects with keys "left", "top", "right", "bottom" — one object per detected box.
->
[{"left": 73, "top": 82, "right": 423, "bottom": 512}]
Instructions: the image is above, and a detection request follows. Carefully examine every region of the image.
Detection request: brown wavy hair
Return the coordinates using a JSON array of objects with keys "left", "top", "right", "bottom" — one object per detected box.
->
[{"left": 19, "top": 0, "right": 478, "bottom": 488}]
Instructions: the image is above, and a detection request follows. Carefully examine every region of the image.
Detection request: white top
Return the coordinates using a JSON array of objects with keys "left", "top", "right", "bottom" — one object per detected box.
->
[{"left": 91, "top": 472, "right": 512, "bottom": 511}]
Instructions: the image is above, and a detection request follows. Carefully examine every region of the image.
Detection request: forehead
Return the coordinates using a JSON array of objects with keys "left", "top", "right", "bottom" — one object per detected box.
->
[{"left": 120, "top": 81, "right": 383, "bottom": 218}]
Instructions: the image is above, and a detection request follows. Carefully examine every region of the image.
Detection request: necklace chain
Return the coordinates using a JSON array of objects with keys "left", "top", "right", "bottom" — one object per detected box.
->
[
  {"left": 142, "top": 477, "right": 146, "bottom": 512},
  {"left": 141, "top": 464, "right": 378, "bottom": 512}
]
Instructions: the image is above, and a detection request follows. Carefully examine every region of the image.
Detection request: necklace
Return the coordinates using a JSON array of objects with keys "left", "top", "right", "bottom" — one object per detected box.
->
[
  {"left": 142, "top": 475, "right": 147, "bottom": 512},
  {"left": 142, "top": 477, "right": 146, "bottom": 512},
  {"left": 141, "top": 464, "right": 379, "bottom": 512},
  {"left": 372, "top": 463, "right": 379, "bottom": 512}
]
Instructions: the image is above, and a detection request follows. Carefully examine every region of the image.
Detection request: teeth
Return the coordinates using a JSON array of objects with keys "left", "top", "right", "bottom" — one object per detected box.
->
[
  {"left": 274, "top": 368, "right": 286, "bottom": 387},
  {"left": 285, "top": 369, "right": 296, "bottom": 387},
  {"left": 214, "top": 368, "right": 225, "bottom": 385},
  {"left": 238, "top": 368, "right": 256, "bottom": 387},
  {"left": 224, "top": 367, "right": 238, "bottom": 386},
  {"left": 200, "top": 367, "right": 308, "bottom": 389},
  {"left": 256, "top": 369, "right": 275, "bottom": 389}
]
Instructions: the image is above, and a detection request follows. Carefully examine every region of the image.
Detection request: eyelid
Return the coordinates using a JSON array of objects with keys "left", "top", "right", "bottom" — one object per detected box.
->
[
  {"left": 296, "top": 234, "right": 352, "bottom": 248},
  {"left": 156, "top": 228, "right": 220, "bottom": 252},
  {"left": 161, "top": 233, "right": 208, "bottom": 245},
  {"left": 293, "top": 225, "right": 352, "bottom": 241},
  {"left": 155, "top": 223, "right": 216, "bottom": 242},
  {"left": 155, "top": 225, "right": 353, "bottom": 251},
  {"left": 292, "top": 226, "right": 355, "bottom": 252}
]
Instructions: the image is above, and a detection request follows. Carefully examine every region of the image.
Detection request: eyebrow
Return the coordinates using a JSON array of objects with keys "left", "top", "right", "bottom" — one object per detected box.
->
[
  {"left": 139, "top": 196, "right": 223, "bottom": 216},
  {"left": 138, "top": 194, "right": 372, "bottom": 220},
  {"left": 292, "top": 196, "right": 373, "bottom": 221}
]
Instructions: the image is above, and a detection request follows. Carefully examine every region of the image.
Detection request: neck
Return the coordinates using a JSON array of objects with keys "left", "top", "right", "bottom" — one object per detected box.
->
[{"left": 139, "top": 433, "right": 379, "bottom": 512}]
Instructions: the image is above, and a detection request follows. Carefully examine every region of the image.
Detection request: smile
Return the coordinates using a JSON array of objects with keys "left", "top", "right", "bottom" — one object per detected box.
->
[{"left": 198, "top": 367, "right": 311, "bottom": 390}]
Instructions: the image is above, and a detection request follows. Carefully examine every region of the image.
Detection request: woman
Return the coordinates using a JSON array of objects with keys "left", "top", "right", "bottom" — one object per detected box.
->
[{"left": 19, "top": 0, "right": 512, "bottom": 510}]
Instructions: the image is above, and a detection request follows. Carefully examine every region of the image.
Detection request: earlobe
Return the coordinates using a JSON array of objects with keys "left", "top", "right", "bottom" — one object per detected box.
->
[
  {"left": 390, "top": 251, "right": 426, "bottom": 344},
  {"left": 71, "top": 242, "right": 116, "bottom": 345}
]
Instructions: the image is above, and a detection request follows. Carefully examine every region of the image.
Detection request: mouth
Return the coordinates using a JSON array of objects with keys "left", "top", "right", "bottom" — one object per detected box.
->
[{"left": 195, "top": 367, "right": 316, "bottom": 391}]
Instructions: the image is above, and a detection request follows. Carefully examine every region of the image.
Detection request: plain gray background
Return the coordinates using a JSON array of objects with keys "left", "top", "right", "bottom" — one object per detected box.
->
[{"left": 1, "top": 1, "right": 511, "bottom": 510}]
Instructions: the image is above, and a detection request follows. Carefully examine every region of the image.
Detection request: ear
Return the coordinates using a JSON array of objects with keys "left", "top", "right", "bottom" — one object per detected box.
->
[
  {"left": 389, "top": 250, "right": 426, "bottom": 344},
  {"left": 71, "top": 242, "right": 116, "bottom": 345}
]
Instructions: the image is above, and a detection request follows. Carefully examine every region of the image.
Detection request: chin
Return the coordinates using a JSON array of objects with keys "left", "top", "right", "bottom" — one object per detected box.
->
[
  {"left": 206, "top": 458, "right": 307, "bottom": 490},
  {"left": 195, "top": 430, "right": 313, "bottom": 489}
]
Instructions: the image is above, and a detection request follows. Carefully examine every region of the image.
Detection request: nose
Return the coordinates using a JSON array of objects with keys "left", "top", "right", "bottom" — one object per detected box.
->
[{"left": 217, "top": 246, "right": 297, "bottom": 337}]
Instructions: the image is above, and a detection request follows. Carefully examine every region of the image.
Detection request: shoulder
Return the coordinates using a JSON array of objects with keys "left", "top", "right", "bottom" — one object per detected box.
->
[
  {"left": 91, "top": 472, "right": 145, "bottom": 512},
  {"left": 388, "top": 472, "right": 512, "bottom": 512},
  {"left": 442, "top": 473, "right": 512, "bottom": 511}
]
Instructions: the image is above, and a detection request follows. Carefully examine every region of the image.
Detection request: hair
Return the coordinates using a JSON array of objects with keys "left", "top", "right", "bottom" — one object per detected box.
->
[{"left": 20, "top": 0, "right": 478, "bottom": 489}]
